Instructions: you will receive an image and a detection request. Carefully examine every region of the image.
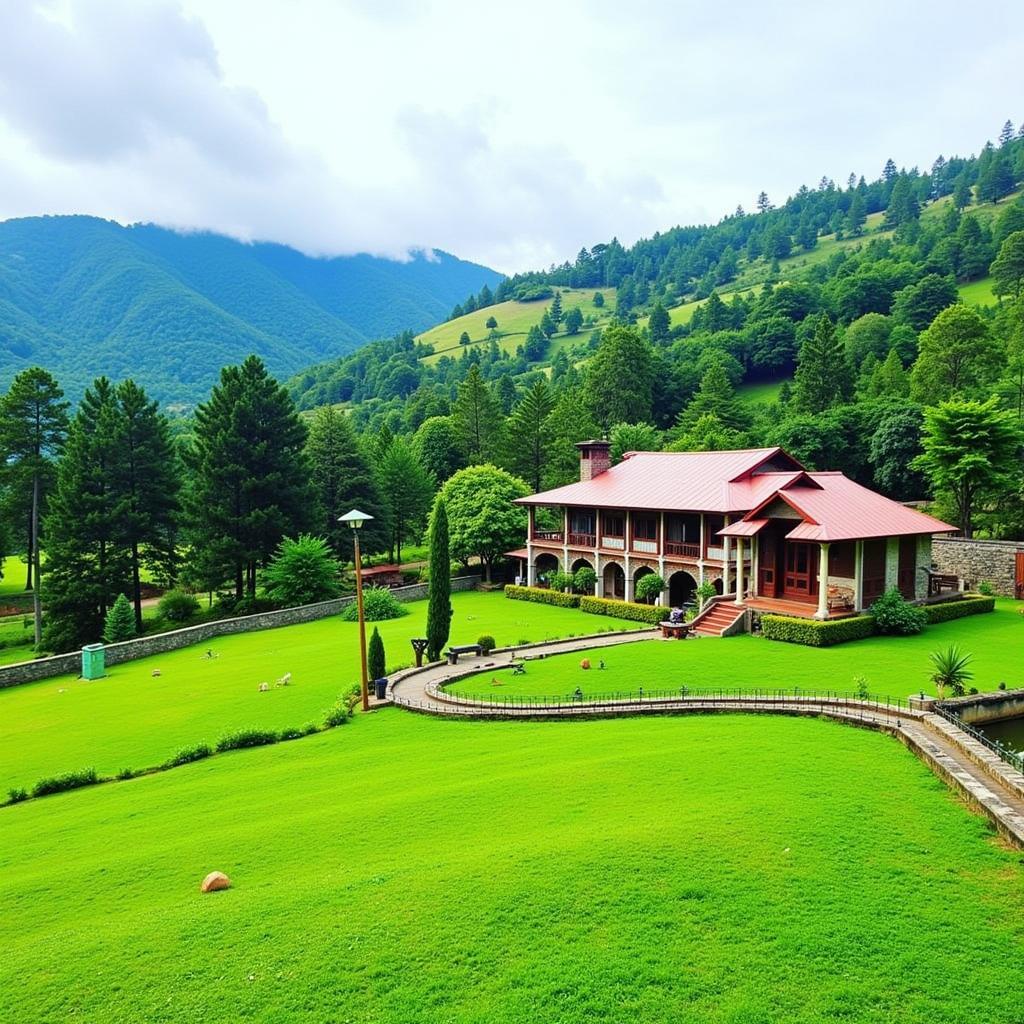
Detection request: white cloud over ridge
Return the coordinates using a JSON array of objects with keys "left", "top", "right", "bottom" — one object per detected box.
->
[{"left": 0, "top": 0, "right": 1021, "bottom": 273}]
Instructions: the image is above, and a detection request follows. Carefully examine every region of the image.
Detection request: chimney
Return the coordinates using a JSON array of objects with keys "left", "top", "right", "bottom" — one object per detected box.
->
[{"left": 576, "top": 439, "right": 612, "bottom": 482}]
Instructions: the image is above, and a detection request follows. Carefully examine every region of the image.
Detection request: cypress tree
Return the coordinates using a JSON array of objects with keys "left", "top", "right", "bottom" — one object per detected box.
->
[
  {"left": 368, "top": 626, "right": 386, "bottom": 681},
  {"left": 103, "top": 593, "right": 137, "bottom": 644},
  {"left": 425, "top": 498, "right": 452, "bottom": 662}
]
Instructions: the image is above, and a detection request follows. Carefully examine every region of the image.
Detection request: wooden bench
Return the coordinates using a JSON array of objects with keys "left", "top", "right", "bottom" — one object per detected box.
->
[
  {"left": 659, "top": 621, "right": 691, "bottom": 639},
  {"left": 447, "top": 644, "right": 484, "bottom": 665}
]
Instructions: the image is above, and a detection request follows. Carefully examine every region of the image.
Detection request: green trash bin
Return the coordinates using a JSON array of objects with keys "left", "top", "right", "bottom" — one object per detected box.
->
[{"left": 81, "top": 643, "right": 106, "bottom": 680}]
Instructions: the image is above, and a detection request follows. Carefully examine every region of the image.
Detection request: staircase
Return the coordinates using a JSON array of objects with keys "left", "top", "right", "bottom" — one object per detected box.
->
[{"left": 691, "top": 598, "right": 748, "bottom": 637}]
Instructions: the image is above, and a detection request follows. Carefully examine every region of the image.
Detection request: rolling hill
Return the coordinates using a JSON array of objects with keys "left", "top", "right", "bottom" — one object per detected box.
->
[{"left": 0, "top": 216, "right": 502, "bottom": 407}]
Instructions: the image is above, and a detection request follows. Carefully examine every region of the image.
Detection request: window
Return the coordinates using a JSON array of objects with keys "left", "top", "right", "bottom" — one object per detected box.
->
[
  {"left": 633, "top": 516, "right": 657, "bottom": 541},
  {"left": 829, "top": 542, "right": 855, "bottom": 578},
  {"left": 602, "top": 513, "right": 624, "bottom": 537}
]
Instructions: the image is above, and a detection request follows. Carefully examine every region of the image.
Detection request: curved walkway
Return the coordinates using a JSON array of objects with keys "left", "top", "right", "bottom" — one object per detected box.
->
[{"left": 389, "top": 633, "right": 1024, "bottom": 848}]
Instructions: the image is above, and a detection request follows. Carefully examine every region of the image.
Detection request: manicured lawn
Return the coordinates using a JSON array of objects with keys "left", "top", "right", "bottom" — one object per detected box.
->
[
  {"left": 449, "top": 600, "right": 1024, "bottom": 701},
  {"left": 0, "top": 590, "right": 635, "bottom": 792},
  {"left": 737, "top": 377, "right": 789, "bottom": 406},
  {"left": 1, "top": 711, "right": 1022, "bottom": 1023},
  {"left": 958, "top": 276, "right": 998, "bottom": 306}
]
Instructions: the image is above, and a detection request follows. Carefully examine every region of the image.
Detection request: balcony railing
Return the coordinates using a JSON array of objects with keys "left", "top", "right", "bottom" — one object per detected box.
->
[
  {"left": 632, "top": 539, "right": 658, "bottom": 554},
  {"left": 568, "top": 532, "right": 596, "bottom": 547},
  {"left": 533, "top": 531, "right": 563, "bottom": 543},
  {"left": 665, "top": 541, "right": 700, "bottom": 559},
  {"left": 601, "top": 536, "right": 625, "bottom": 550}
]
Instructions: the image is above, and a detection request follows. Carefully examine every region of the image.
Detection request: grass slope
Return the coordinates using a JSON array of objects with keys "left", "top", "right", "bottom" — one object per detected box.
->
[
  {"left": 2, "top": 711, "right": 1022, "bottom": 1023},
  {"left": 0, "top": 590, "right": 635, "bottom": 792},
  {"left": 449, "top": 600, "right": 1023, "bottom": 700}
]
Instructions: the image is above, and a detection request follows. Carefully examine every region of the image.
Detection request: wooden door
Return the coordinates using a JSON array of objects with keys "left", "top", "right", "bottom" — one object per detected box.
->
[
  {"left": 1016, "top": 551, "right": 1024, "bottom": 599},
  {"left": 783, "top": 543, "right": 817, "bottom": 601},
  {"left": 759, "top": 533, "right": 778, "bottom": 598},
  {"left": 898, "top": 536, "right": 917, "bottom": 599}
]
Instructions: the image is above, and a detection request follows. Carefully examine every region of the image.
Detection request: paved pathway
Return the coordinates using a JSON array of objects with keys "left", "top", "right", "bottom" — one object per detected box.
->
[{"left": 389, "top": 632, "right": 1024, "bottom": 847}]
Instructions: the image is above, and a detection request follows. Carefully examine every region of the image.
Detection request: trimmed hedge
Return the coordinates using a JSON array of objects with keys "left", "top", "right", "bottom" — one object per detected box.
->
[
  {"left": 923, "top": 595, "right": 996, "bottom": 623},
  {"left": 504, "top": 584, "right": 580, "bottom": 608},
  {"left": 31, "top": 768, "right": 100, "bottom": 798},
  {"left": 578, "top": 596, "right": 664, "bottom": 625},
  {"left": 761, "top": 614, "right": 877, "bottom": 647}
]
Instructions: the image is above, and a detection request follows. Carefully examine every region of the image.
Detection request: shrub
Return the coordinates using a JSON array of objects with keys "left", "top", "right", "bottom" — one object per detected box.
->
[
  {"left": 280, "top": 724, "right": 317, "bottom": 741},
  {"left": 157, "top": 589, "right": 201, "bottom": 623},
  {"left": 930, "top": 644, "right": 974, "bottom": 699},
  {"left": 341, "top": 586, "right": 408, "bottom": 621},
  {"left": 324, "top": 700, "right": 353, "bottom": 727},
  {"left": 870, "top": 588, "right": 927, "bottom": 635},
  {"left": 578, "top": 596, "right": 664, "bottom": 625},
  {"left": 977, "top": 580, "right": 994, "bottom": 596},
  {"left": 922, "top": 595, "right": 995, "bottom": 623},
  {"left": 6, "top": 787, "right": 28, "bottom": 804},
  {"left": 504, "top": 584, "right": 580, "bottom": 608},
  {"left": 573, "top": 566, "right": 597, "bottom": 594},
  {"left": 229, "top": 596, "right": 281, "bottom": 617},
  {"left": 761, "top": 614, "right": 877, "bottom": 647},
  {"left": 163, "top": 743, "right": 213, "bottom": 768},
  {"left": 116, "top": 767, "right": 141, "bottom": 781},
  {"left": 634, "top": 574, "right": 665, "bottom": 604},
  {"left": 477, "top": 634, "right": 496, "bottom": 654},
  {"left": 103, "top": 593, "right": 136, "bottom": 644},
  {"left": 549, "top": 571, "right": 575, "bottom": 592},
  {"left": 31, "top": 768, "right": 100, "bottom": 798},
  {"left": 368, "top": 626, "right": 386, "bottom": 680},
  {"left": 695, "top": 580, "right": 717, "bottom": 609},
  {"left": 263, "top": 534, "right": 342, "bottom": 607},
  {"left": 216, "top": 729, "right": 279, "bottom": 752}
]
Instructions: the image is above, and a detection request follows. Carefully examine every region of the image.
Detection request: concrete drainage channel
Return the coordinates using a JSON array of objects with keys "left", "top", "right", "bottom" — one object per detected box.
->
[{"left": 387, "top": 637, "right": 1024, "bottom": 848}]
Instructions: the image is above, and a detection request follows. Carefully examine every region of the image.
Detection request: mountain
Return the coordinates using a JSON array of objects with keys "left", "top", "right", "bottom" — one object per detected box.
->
[{"left": 0, "top": 216, "right": 502, "bottom": 407}]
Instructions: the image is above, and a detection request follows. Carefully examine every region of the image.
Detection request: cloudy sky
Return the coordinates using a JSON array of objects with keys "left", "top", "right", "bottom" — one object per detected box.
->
[{"left": 1, "top": 0, "right": 1022, "bottom": 273}]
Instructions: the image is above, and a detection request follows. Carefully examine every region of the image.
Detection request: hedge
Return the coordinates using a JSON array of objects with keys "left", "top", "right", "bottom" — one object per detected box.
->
[
  {"left": 504, "top": 584, "right": 580, "bottom": 608},
  {"left": 761, "top": 614, "right": 877, "bottom": 647},
  {"left": 578, "top": 596, "right": 665, "bottom": 625},
  {"left": 922, "top": 595, "right": 996, "bottom": 623}
]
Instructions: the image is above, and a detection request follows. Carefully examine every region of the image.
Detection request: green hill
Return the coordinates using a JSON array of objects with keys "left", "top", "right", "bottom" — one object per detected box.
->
[{"left": 0, "top": 216, "right": 501, "bottom": 407}]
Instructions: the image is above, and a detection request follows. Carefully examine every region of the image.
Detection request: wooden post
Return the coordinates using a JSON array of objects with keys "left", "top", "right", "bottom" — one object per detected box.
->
[{"left": 354, "top": 529, "right": 370, "bottom": 711}]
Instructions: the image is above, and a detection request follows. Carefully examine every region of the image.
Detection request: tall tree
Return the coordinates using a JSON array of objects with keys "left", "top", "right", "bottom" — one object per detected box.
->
[
  {"left": 609, "top": 422, "right": 661, "bottom": 462},
  {"left": 549, "top": 290, "right": 563, "bottom": 326},
  {"left": 912, "top": 398, "right": 1021, "bottom": 537},
  {"left": 502, "top": 379, "right": 555, "bottom": 491},
  {"left": 910, "top": 304, "right": 1004, "bottom": 402},
  {"left": 451, "top": 364, "right": 502, "bottom": 463},
  {"left": 425, "top": 497, "right": 452, "bottom": 662},
  {"left": 375, "top": 438, "right": 434, "bottom": 564},
  {"left": 306, "top": 405, "right": 388, "bottom": 555},
  {"left": 673, "top": 362, "right": 747, "bottom": 433},
  {"left": 0, "top": 368, "right": 68, "bottom": 643},
  {"left": 648, "top": 302, "right": 671, "bottom": 345},
  {"left": 583, "top": 325, "right": 655, "bottom": 430},
  {"left": 543, "top": 386, "right": 602, "bottom": 489},
  {"left": 991, "top": 230, "right": 1024, "bottom": 299},
  {"left": 413, "top": 415, "right": 465, "bottom": 485},
  {"left": 792, "top": 314, "right": 853, "bottom": 413},
  {"left": 186, "top": 356, "right": 312, "bottom": 600}
]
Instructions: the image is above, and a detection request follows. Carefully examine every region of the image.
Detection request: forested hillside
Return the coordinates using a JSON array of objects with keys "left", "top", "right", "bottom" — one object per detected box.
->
[{"left": 0, "top": 217, "right": 501, "bottom": 407}]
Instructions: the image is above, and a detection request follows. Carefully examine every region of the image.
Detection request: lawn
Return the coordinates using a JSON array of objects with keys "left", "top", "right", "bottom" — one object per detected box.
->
[
  {"left": 449, "top": 600, "right": 1024, "bottom": 701},
  {"left": 0, "top": 589, "right": 636, "bottom": 793},
  {"left": 737, "top": 377, "right": 789, "bottom": 406},
  {"left": 2, "top": 710, "right": 1022, "bottom": 1023},
  {"left": 958, "top": 276, "right": 998, "bottom": 306}
]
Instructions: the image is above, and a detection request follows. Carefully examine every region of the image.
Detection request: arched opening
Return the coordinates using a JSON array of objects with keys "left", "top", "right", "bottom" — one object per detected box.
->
[
  {"left": 571, "top": 558, "right": 596, "bottom": 594},
  {"left": 602, "top": 562, "right": 625, "bottom": 600},
  {"left": 669, "top": 570, "right": 697, "bottom": 607},
  {"left": 713, "top": 577, "right": 724, "bottom": 595},
  {"left": 534, "top": 552, "right": 560, "bottom": 587},
  {"left": 570, "top": 557, "right": 593, "bottom": 574},
  {"left": 633, "top": 565, "right": 657, "bottom": 604}
]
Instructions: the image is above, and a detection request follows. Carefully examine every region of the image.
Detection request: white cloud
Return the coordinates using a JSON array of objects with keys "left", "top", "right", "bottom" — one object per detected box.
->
[{"left": 0, "top": 0, "right": 1022, "bottom": 272}]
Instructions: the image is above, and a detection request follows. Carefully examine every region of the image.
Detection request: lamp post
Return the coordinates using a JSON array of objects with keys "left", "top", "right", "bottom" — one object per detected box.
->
[{"left": 340, "top": 509, "right": 374, "bottom": 712}]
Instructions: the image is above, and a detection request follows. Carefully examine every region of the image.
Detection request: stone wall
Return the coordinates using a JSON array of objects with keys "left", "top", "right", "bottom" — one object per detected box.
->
[
  {"left": 940, "top": 689, "right": 1024, "bottom": 725},
  {"left": 932, "top": 536, "right": 1022, "bottom": 597},
  {"left": 0, "top": 576, "right": 480, "bottom": 689}
]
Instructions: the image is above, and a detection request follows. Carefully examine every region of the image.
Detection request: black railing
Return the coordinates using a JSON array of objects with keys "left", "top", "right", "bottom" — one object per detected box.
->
[{"left": 932, "top": 702, "right": 1024, "bottom": 774}]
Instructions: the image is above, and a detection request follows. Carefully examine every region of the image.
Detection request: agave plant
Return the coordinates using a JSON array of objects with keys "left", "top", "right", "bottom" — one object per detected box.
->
[{"left": 929, "top": 644, "right": 974, "bottom": 698}]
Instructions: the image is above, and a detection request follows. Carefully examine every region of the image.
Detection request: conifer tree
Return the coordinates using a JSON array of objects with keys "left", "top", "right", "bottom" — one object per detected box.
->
[
  {"left": 451, "top": 364, "right": 502, "bottom": 463},
  {"left": 648, "top": 302, "right": 671, "bottom": 345},
  {"left": 368, "top": 626, "right": 386, "bottom": 681},
  {"left": 583, "top": 325, "right": 655, "bottom": 431},
  {"left": 375, "top": 437, "right": 434, "bottom": 564},
  {"left": 0, "top": 368, "right": 68, "bottom": 642},
  {"left": 185, "top": 356, "right": 312, "bottom": 601},
  {"left": 793, "top": 314, "right": 853, "bottom": 414},
  {"left": 103, "top": 593, "right": 137, "bottom": 644},
  {"left": 425, "top": 498, "right": 452, "bottom": 662},
  {"left": 549, "top": 290, "right": 563, "bottom": 326},
  {"left": 674, "top": 362, "right": 746, "bottom": 433},
  {"left": 502, "top": 379, "right": 555, "bottom": 491}
]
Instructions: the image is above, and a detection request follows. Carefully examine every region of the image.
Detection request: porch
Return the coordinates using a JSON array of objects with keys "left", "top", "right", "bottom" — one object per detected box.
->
[{"left": 744, "top": 596, "right": 858, "bottom": 620}]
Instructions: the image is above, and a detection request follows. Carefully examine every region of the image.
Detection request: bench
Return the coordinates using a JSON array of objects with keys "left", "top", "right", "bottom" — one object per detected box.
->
[
  {"left": 447, "top": 644, "right": 484, "bottom": 665},
  {"left": 659, "top": 621, "right": 691, "bottom": 639}
]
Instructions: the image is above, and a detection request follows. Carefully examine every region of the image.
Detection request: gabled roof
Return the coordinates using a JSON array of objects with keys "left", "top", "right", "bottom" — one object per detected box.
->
[
  {"left": 734, "top": 473, "right": 956, "bottom": 542},
  {"left": 517, "top": 447, "right": 806, "bottom": 513}
]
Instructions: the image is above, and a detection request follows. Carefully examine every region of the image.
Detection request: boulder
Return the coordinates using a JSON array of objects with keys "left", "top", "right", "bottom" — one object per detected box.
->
[{"left": 200, "top": 871, "right": 231, "bottom": 893}]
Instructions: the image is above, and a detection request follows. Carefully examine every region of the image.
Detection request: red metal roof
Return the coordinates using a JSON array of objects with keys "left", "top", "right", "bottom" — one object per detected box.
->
[
  {"left": 518, "top": 448, "right": 805, "bottom": 513},
  {"left": 718, "top": 518, "right": 769, "bottom": 538},
  {"left": 741, "top": 473, "right": 956, "bottom": 542}
]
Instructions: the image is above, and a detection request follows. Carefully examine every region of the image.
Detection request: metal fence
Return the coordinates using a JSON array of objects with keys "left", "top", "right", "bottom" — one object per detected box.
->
[{"left": 931, "top": 701, "right": 1024, "bottom": 774}]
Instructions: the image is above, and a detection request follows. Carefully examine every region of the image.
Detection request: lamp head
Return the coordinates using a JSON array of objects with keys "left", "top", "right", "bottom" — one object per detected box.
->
[{"left": 338, "top": 509, "right": 373, "bottom": 530}]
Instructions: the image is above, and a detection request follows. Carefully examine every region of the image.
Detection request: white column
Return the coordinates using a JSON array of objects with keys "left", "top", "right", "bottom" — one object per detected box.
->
[
  {"left": 698, "top": 513, "right": 706, "bottom": 585},
  {"left": 624, "top": 510, "right": 632, "bottom": 600},
  {"left": 527, "top": 542, "right": 536, "bottom": 586},
  {"left": 815, "top": 542, "right": 831, "bottom": 620},
  {"left": 752, "top": 535, "right": 760, "bottom": 600},
  {"left": 594, "top": 554, "right": 604, "bottom": 597},
  {"left": 562, "top": 507, "right": 569, "bottom": 574},
  {"left": 734, "top": 537, "right": 745, "bottom": 605},
  {"left": 722, "top": 515, "right": 732, "bottom": 595},
  {"left": 854, "top": 540, "right": 864, "bottom": 611}
]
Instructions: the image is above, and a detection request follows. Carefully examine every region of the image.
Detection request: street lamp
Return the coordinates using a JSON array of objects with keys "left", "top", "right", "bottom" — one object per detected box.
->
[{"left": 340, "top": 509, "right": 374, "bottom": 712}]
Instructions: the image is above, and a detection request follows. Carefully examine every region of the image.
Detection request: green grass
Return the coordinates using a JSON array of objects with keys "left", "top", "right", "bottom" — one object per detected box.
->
[
  {"left": 2, "top": 710, "right": 1022, "bottom": 1023},
  {"left": 737, "top": 378, "right": 789, "bottom": 406},
  {"left": 0, "top": 555, "right": 31, "bottom": 600},
  {"left": 0, "top": 590, "right": 637, "bottom": 793},
  {"left": 958, "top": 276, "right": 998, "bottom": 306},
  {"left": 449, "top": 600, "right": 1023, "bottom": 701}
]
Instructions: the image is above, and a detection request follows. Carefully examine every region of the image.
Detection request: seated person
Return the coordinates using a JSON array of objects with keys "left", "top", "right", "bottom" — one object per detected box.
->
[{"left": 668, "top": 607, "right": 684, "bottom": 624}]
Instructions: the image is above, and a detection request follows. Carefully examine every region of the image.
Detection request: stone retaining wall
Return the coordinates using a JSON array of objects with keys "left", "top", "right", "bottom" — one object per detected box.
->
[
  {"left": 938, "top": 688, "right": 1024, "bottom": 725},
  {"left": 932, "top": 536, "right": 1022, "bottom": 597},
  {"left": 0, "top": 576, "right": 481, "bottom": 689}
]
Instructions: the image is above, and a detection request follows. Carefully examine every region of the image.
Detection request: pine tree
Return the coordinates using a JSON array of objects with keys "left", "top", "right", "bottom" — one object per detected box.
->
[
  {"left": 425, "top": 498, "right": 452, "bottom": 662},
  {"left": 583, "top": 325, "right": 655, "bottom": 430},
  {"left": 952, "top": 177, "right": 972, "bottom": 210},
  {"left": 306, "top": 406, "right": 388, "bottom": 555},
  {"left": 185, "top": 356, "right": 312, "bottom": 601},
  {"left": 756, "top": 191, "right": 772, "bottom": 214},
  {"left": 539, "top": 310, "right": 556, "bottom": 338},
  {"left": 451, "top": 364, "right": 502, "bottom": 463},
  {"left": 503, "top": 379, "right": 555, "bottom": 491},
  {"left": 648, "top": 302, "right": 671, "bottom": 345},
  {"left": 368, "top": 626, "right": 386, "bottom": 681},
  {"left": 999, "top": 120, "right": 1015, "bottom": 147},
  {"left": 846, "top": 192, "right": 867, "bottom": 235},
  {"left": 674, "top": 362, "right": 746, "bottom": 433},
  {"left": 977, "top": 152, "right": 1015, "bottom": 204},
  {"left": 549, "top": 290, "right": 563, "bottom": 326},
  {"left": 0, "top": 368, "right": 68, "bottom": 643},
  {"left": 884, "top": 176, "right": 920, "bottom": 226},
  {"left": 102, "top": 593, "right": 137, "bottom": 644},
  {"left": 376, "top": 438, "right": 434, "bottom": 564},
  {"left": 793, "top": 314, "right": 853, "bottom": 413}
]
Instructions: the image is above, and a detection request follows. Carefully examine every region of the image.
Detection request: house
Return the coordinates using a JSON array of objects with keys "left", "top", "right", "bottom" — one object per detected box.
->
[{"left": 509, "top": 441, "right": 957, "bottom": 627}]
